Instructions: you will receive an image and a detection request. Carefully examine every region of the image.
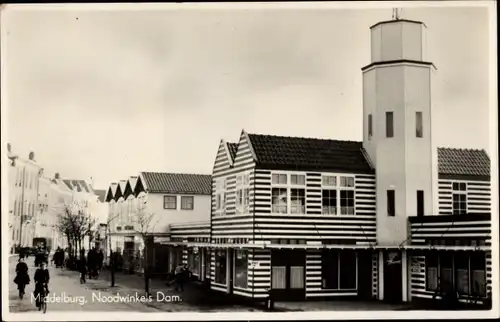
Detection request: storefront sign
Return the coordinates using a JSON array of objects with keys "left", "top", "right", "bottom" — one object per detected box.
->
[{"left": 248, "top": 260, "right": 260, "bottom": 268}]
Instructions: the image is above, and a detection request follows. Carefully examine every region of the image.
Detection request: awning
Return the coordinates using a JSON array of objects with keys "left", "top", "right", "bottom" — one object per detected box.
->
[{"left": 404, "top": 245, "right": 491, "bottom": 251}]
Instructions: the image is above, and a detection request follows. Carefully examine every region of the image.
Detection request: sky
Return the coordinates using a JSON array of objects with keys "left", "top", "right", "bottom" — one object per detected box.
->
[{"left": 1, "top": 3, "right": 494, "bottom": 190}]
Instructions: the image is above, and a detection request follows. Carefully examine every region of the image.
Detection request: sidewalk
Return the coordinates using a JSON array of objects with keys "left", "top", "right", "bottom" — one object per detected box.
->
[{"left": 75, "top": 269, "right": 266, "bottom": 312}]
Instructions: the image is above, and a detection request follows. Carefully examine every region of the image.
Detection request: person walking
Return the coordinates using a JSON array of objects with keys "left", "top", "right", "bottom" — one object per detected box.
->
[
  {"left": 14, "top": 256, "right": 30, "bottom": 299},
  {"left": 78, "top": 256, "right": 87, "bottom": 284}
]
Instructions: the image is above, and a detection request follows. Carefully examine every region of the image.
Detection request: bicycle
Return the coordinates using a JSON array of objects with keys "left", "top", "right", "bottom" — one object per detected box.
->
[{"left": 37, "top": 283, "right": 48, "bottom": 313}]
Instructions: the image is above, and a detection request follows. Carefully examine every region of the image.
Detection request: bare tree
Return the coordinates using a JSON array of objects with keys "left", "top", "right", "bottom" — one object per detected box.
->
[
  {"left": 132, "top": 206, "right": 159, "bottom": 297},
  {"left": 56, "top": 204, "right": 95, "bottom": 263}
]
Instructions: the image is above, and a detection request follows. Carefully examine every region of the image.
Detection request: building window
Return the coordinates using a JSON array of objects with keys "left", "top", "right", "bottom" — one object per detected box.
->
[
  {"left": 471, "top": 252, "right": 486, "bottom": 297},
  {"left": 368, "top": 114, "right": 373, "bottom": 139},
  {"left": 163, "top": 196, "right": 177, "bottom": 209},
  {"left": 272, "top": 188, "right": 288, "bottom": 213},
  {"left": 214, "top": 250, "right": 227, "bottom": 285},
  {"left": 290, "top": 174, "right": 305, "bottom": 185},
  {"left": 236, "top": 173, "right": 250, "bottom": 214},
  {"left": 416, "top": 111, "right": 423, "bottom": 138},
  {"left": 181, "top": 196, "right": 194, "bottom": 210},
  {"left": 321, "top": 249, "right": 357, "bottom": 290},
  {"left": 272, "top": 174, "right": 287, "bottom": 185},
  {"left": 417, "top": 190, "right": 424, "bottom": 217},
  {"left": 290, "top": 188, "right": 305, "bottom": 214},
  {"left": 452, "top": 182, "right": 467, "bottom": 215},
  {"left": 234, "top": 250, "right": 248, "bottom": 289},
  {"left": 322, "top": 175, "right": 336, "bottom": 187},
  {"left": 14, "top": 201, "right": 17, "bottom": 216},
  {"left": 387, "top": 190, "right": 395, "bottom": 216},
  {"left": 386, "top": 111, "right": 394, "bottom": 138},
  {"left": 340, "top": 190, "right": 355, "bottom": 215},
  {"left": 425, "top": 252, "right": 439, "bottom": 291},
  {"left": 322, "top": 190, "right": 337, "bottom": 215},
  {"left": 321, "top": 175, "right": 355, "bottom": 215},
  {"left": 425, "top": 252, "right": 486, "bottom": 298}
]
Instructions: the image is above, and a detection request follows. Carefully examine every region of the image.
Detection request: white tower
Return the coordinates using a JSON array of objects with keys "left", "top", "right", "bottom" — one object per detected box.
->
[{"left": 362, "top": 15, "right": 435, "bottom": 246}]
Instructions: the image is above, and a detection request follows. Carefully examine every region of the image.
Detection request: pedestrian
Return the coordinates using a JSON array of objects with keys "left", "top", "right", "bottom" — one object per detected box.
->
[
  {"left": 97, "top": 249, "right": 104, "bottom": 271},
  {"left": 33, "top": 262, "right": 50, "bottom": 309},
  {"left": 14, "top": 256, "right": 30, "bottom": 299},
  {"left": 79, "top": 256, "right": 87, "bottom": 284},
  {"left": 174, "top": 264, "right": 186, "bottom": 292}
]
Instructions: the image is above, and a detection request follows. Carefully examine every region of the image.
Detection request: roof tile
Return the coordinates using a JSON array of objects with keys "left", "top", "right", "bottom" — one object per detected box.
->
[
  {"left": 141, "top": 172, "right": 212, "bottom": 195},
  {"left": 226, "top": 142, "right": 238, "bottom": 161},
  {"left": 247, "top": 133, "right": 373, "bottom": 173},
  {"left": 438, "top": 147, "right": 490, "bottom": 177}
]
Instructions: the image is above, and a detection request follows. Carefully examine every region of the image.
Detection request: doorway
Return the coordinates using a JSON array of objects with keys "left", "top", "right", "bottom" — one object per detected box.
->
[
  {"left": 271, "top": 250, "right": 306, "bottom": 300},
  {"left": 357, "top": 250, "right": 374, "bottom": 300},
  {"left": 383, "top": 251, "right": 403, "bottom": 303}
]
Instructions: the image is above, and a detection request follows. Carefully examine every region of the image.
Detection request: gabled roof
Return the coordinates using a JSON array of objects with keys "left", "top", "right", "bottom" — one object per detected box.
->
[
  {"left": 94, "top": 189, "right": 106, "bottom": 203},
  {"left": 246, "top": 133, "right": 374, "bottom": 174},
  {"left": 438, "top": 147, "right": 490, "bottom": 177},
  {"left": 62, "top": 179, "right": 92, "bottom": 193},
  {"left": 226, "top": 142, "right": 238, "bottom": 161},
  {"left": 140, "top": 172, "right": 212, "bottom": 195}
]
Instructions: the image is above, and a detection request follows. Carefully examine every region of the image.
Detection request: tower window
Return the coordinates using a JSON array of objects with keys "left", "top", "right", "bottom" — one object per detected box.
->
[
  {"left": 417, "top": 190, "right": 424, "bottom": 217},
  {"left": 386, "top": 112, "right": 394, "bottom": 138},
  {"left": 416, "top": 112, "right": 423, "bottom": 138},
  {"left": 368, "top": 114, "right": 373, "bottom": 139},
  {"left": 387, "top": 190, "right": 395, "bottom": 217}
]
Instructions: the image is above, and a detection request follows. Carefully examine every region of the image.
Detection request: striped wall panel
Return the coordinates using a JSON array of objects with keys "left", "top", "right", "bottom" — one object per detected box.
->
[
  {"left": 438, "top": 179, "right": 491, "bottom": 215},
  {"left": 409, "top": 216, "right": 491, "bottom": 246},
  {"left": 251, "top": 172, "right": 376, "bottom": 244},
  {"left": 247, "top": 249, "right": 271, "bottom": 298},
  {"left": 169, "top": 222, "right": 210, "bottom": 239}
]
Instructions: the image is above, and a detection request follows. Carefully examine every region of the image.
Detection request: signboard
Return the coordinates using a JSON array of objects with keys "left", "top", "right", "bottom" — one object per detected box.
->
[
  {"left": 248, "top": 260, "right": 260, "bottom": 268},
  {"left": 411, "top": 262, "right": 420, "bottom": 273}
]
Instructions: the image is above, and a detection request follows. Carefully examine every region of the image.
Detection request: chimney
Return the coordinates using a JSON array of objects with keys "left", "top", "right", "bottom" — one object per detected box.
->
[
  {"left": 28, "top": 151, "right": 35, "bottom": 161},
  {"left": 55, "top": 173, "right": 60, "bottom": 180},
  {"left": 7, "top": 143, "right": 11, "bottom": 153}
]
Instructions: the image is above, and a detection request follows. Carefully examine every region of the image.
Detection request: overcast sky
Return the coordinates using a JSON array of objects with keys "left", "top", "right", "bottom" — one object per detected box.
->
[{"left": 1, "top": 3, "right": 494, "bottom": 189}]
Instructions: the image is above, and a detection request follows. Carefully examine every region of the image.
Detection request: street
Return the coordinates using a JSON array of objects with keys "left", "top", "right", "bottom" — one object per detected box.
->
[
  {"left": 7, "top": 255, "right": 264, "bottom": 313},
  {"left": 8, "top": 256, "right": 161, "bottom": 313}
]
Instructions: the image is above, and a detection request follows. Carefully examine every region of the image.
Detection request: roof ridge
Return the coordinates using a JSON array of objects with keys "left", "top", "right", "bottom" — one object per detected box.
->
[{"left": 247, "top": 132, "right": 362, "bottom": 144}]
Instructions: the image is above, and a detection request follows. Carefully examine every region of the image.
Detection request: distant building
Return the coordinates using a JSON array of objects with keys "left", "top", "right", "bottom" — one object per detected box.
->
[
  {"left": 104, "top": 172, "right": 211, "bottom": 273},
  {"left": 7, "top": 146, "right": 43, "bottom": 250}
]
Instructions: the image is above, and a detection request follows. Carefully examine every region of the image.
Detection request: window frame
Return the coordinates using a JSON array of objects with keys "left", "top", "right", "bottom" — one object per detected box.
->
[
  {"left": 416, "top": 111, "right": 423, "bottom": 138},
  {"left": 321, "top": 249, "right": 358, "bottom": 290},
  {"left": 368, "top": 113, "right": 373, "bottom": 139},
  {"left": 236, "top": 172, "right": 251, "bottom": 214},
  {"left": 163, "top": 195, "right": 177, "bottom": 210},
  {"left": 386, "top": 111, "right": 394, "bottom": 138},
  {"left": 321, "top": 174, "right": 356, "bottom": 215},
  {"left": 270, "top": 172, "right": 307, "bottom": 215},
  {"left": 181, "top": 195, "right": 195, "bottom": 210},
  {"left": 452, "top": 181, "right": 467, "bottom": 215},
  {"left": 387, "top": 190, "right": 395, "bottom": 217},
  {"left": 417, "top": 190, "right": 424, "bottom": 217}
]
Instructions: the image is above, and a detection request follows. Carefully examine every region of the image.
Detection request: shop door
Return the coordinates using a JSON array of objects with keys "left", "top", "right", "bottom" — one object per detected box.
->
[
  {"left": 271, "top": 250, "right": 305, "bottom": 301},
  {"left": 383, "top": 251, "right": 403, "bottom": 303}
]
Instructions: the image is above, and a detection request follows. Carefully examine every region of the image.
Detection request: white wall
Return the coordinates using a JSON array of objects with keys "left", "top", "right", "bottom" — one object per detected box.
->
[
  {"left": 144, "top": 193, "right": 211, "bottom": 233},
  {"left": 371, "top": 22, "right": 424, "bottom": 63}
]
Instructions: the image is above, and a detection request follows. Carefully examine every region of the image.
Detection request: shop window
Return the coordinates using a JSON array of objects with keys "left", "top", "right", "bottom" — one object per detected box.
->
[
  {"left": 215, "top": 250, "right": 227, "bottom": 284},
  {"left": 234, "top": 250, "right": 248, "bottom": 289}
]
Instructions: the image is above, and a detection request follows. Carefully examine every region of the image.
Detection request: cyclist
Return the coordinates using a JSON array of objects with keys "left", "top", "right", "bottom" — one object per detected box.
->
[{"left": 33, "top": 262, "right": 50, "bottom": 310}]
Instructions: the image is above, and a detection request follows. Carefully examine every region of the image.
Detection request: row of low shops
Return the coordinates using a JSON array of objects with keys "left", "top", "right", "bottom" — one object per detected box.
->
[{"left": 107, "top": 213, "right": 492, "bottom": 308}]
